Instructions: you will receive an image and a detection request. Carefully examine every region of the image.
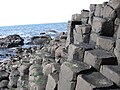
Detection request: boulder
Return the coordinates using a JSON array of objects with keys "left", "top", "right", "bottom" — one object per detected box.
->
[
  {"left": 0, "top": 34, "right": 24, "bottom": 48},
  {"left": 29, "top": 35, "right": 51, "bottom": 45}
]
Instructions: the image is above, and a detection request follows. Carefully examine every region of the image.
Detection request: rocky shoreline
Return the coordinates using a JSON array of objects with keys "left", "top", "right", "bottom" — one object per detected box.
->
[{"left": 0, "top": 0, "right": 120, "bottom": 90}]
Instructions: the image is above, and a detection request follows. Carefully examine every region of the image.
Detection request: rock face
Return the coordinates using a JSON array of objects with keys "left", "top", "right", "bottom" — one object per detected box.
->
[
  {"left": 29, "top": 35, "right": 51, "bottom": 45},
  {"left": 0, "top": 34, "right": 24, "bottom": 48},
  {"left": 1, "top": 0, "right": 120, "bottom": 90}
]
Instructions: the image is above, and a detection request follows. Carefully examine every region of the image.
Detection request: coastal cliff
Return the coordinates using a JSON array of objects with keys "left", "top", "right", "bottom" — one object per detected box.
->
[{"left": 0, "top": 0, "right": 120, "bottom": 90}]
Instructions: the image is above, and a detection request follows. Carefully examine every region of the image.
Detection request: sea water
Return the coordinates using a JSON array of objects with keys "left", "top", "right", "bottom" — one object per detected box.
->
[{"left": 0, "top": 22, "right": 67, "bottom": 60}]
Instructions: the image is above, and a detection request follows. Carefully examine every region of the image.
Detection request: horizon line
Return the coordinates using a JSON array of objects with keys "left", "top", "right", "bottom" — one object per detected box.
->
[{"left": 0, "top": 21, "right": 68, "bottom": 27}]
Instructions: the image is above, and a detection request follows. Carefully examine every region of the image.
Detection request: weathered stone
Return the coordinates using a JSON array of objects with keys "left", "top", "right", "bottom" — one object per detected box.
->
[
  {"left": 0, "top": 80, "right": 9, "bottom": 88},
  {"left": 46, "top": 71, "right": 59, "bottom": 90},
  {"left": 18, "top": 64, "right": 31, "bottom": 76},
  {"left": 29, "top": 35, "right": 51, "bottom": 45},
  {"left": 116, "top": 8, "right": 120, "bottom": 19},
  {"left": 88, "top": 11, "right": 94, "bottom": 25},
  {"left": 90, "top": 4, "right": 96, "bottom": 11},
  {"left": 75, "top": 25, "right": 91, "bottom": 35},
  {"left": 84, "top": 49, "right": 117, "bottom": 70},
  {"left": 100, "top": 65, "right": 120, "bottom": 87},
  {"left": 92, "top": 17, "right": 106, "bottom": 33},
  {"left": 94, "top": 4, "right": 103, "bottom": 17},
  {"left": 89, "top": 32, "right": 99, "bottom": 45},
  {"left": 108, "top": 0, "right": 120, "bottom": 9},
  {"left": 75, "top": 72, "right": 114, "bottom": 90},
  {"left": 81, "top": 10, "right": 89, "bottom": 18},
  {"left": 68, "top": 43, "right": 94, "bottom": 61},
  {"left": 114, "top": 39, "right": 120, "bottom": 64},
  {"left": 102, "top": 2, "right": 108, "bottom": 7},
  {"left": 55, "top": 46, "right": 67, "bottom": 59},
  {"left": 58, "top": 61, "right": 92, "bottom": 90},
  {"left": 72, "top": 14, "right": 81, "bottom": 21},
  {"left": 103, "top": 5, "right": 116, "bottom": 20},
  {"left": 81, "top": 17, "right": 89, "bottom": 24},
  {"left": 17, "top": 75, "right": 29, "bottom": 90},
  {"left": 42, "top": 63, "right": 52, "bottom": 76},
  {"left": 66, "top": 21, "right": 82, "bottom": 47},
  {"left": 29, "top": 64, "right": 47, "bottom": 90},
  {"left": 9, "top": 70, "right": 20, "bottom": 88},
  {"left": 92, "top": 17, "right": 114, "bottom": 36},
  {"left": 74, "top": 24, "right": 91, "bottom": 43},
  {"left": 0, "top": 34, "right": 24, "bottom": 48},
  {"left": 114, "top": 18, "right": 120, "bottom": 38},
  {"left": 0, "top": 70, "right": 9, "bottom": 81},
  {"left": 96, "top": 36, "right": 115, "bottom": 52},
  {"left": 117, "top": 25, "right": 120, "bottom": 39}
]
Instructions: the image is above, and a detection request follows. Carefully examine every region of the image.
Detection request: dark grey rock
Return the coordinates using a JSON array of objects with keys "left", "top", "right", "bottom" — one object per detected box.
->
[
  {"left": 74, "top": 24, "right": 91, "bottom": 44},
  {"left": 92, "top": 17, "right": 114, "bottom": 36},
  {"left": 68, "top": 43, "right": 94, "bottom": 61},
  {"left": 0, "top": 34, "right": 24, "bottom": 48},
  {"left": 29, "top": 35, "right": 51, "bottom": 45},
  {"left": 103, "top": 5, "right": 116, "bottom": 20},
  {"left": 100, "top": 65, "right": 120, "bottom": 87},
  {"left": 96, "top": 36, "right": 115, "bottom": 52},
  {"left": 75, "top": 72, "right": 114, "bottom": 90},
  {"left": 58, "top": 61, "right": 92, "bottom": 90},
  {"left": 84, "top": 49, "right": 117, "bottom": 70}
]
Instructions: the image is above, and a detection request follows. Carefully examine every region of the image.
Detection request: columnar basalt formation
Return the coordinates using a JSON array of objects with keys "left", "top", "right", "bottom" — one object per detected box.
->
[{"left": 0, "top": 0, "right": 120, "bottom": 90}]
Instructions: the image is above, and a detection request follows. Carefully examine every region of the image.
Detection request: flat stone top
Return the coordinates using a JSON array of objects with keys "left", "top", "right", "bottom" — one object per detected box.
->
[
  {"left": 81, "top": 72, "right": 113, "bottom": 87},
  {"left": 73, "top": 43, "right": 94, "bottom": 50},
  {"left": 98, "top": 36, "right": 116, "bottom": 41},
  {"left": 63, "top": 61, "right": 91, "bottom": 73},
  {"left": 88, "top": 49, "right": 115, "bottom": 58},
  {"left": 104, "top": 65, "right": 120, "bottom": 75}
]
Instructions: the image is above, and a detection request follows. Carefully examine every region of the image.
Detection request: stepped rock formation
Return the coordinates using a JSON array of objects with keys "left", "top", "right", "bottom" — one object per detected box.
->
[{"left": 0, "top": 0, "right": 120, "bottom": 90}]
